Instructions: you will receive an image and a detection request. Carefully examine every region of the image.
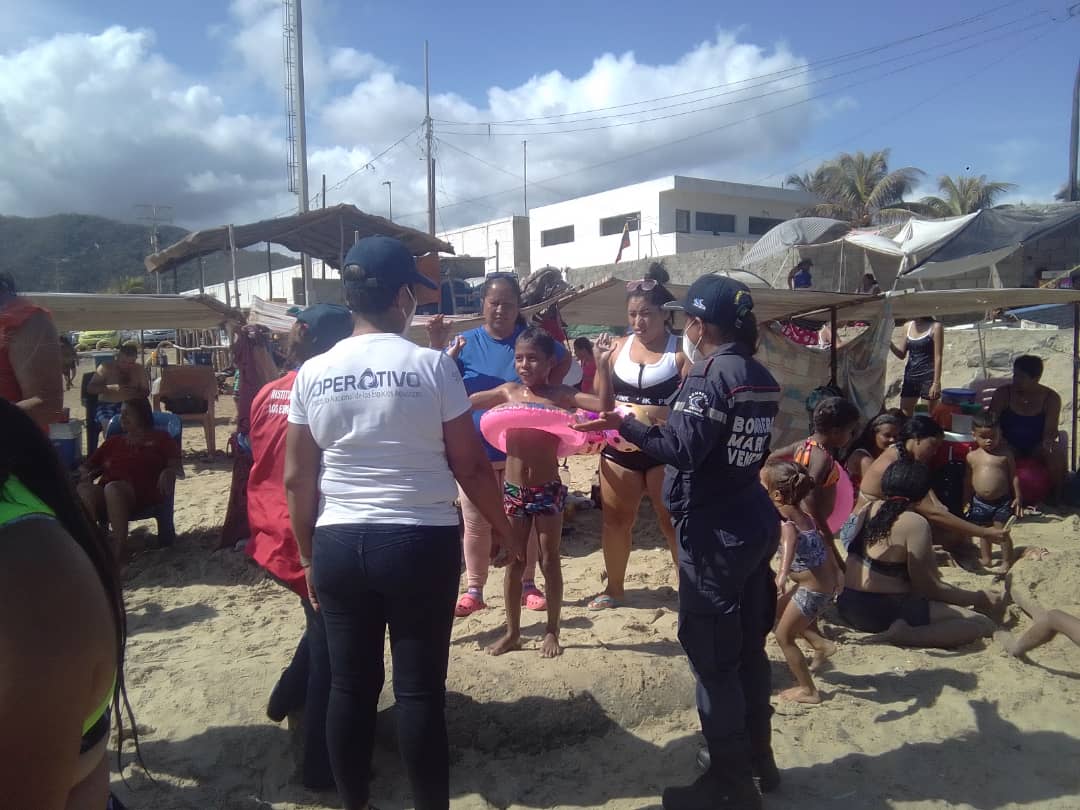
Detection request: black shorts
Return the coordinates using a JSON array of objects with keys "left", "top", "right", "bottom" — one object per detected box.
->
[
  {"left": 836, "top": 587, "right": 931, "bottom": 633},
  {"left": 900, "top": 373, "right": 934, "bottom": 400},
  {"left": 601, "top": 446, "right": 664, "bottom": 473}
]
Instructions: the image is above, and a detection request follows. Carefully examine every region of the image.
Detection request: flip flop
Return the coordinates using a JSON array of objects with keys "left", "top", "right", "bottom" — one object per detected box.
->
[
  {"left": 454, "top": 592, "right": 486, "bottom": 617},
  {"left": 522, "top": 585, "right": 547, "bottom": 611},
  {"left": 587, "top": 594, "right": 621, "bottom": 611}
]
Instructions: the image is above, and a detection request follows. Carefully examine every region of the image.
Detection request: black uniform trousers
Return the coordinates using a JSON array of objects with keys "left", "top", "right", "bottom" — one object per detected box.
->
[{"left": 673, "top": 495, "right": 778, "bottom": 756}]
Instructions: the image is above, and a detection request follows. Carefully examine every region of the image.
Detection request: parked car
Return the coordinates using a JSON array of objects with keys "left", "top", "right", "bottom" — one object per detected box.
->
[
  {"left": 138, "top": 329, "right": 178, "bottom": 347},
  {"left": 75, "top": 330, "right": 121, "bottom": 351}
]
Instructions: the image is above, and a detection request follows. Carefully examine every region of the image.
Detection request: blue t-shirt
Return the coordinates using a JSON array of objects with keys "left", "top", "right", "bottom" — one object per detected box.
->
[{"left": 456, "top": 323, "right": 567, "bottom": 462}]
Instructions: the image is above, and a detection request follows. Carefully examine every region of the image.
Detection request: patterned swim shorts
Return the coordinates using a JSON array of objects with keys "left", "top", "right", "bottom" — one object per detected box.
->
[
  {"left": 503, "top": 480, "right": 568, "bottom": 518},
  {"left": 793, "top": 587, "right": 834, "bottom": 620}
]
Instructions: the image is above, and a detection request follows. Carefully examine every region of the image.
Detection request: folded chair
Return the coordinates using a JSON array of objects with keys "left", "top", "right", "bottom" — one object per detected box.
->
[{"left": 156, "top": 365, "right": 218, "bottom": 455}]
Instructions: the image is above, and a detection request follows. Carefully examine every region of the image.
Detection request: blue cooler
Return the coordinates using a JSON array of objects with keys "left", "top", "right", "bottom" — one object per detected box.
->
[{"left": 49, "top": 421, "right": 84, "bottom": 470}]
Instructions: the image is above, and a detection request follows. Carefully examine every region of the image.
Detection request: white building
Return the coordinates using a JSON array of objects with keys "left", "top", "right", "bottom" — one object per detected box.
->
[
  {"left": 180, "top": 263, "right": 340, "bottom": 308},
  {"left": 529, "top": 176, "right": 816, "bottom": 270},
  {"left": 437, "top": 215, "right": 530, "bottom": 276}
]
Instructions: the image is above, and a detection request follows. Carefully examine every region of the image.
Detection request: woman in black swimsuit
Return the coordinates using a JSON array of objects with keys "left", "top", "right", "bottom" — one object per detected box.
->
[
  {"left": 838, "top": 457, "right": 1003, "bottom": 647},
  {"left": 890, "top": 316, "right": 943, "bottom": 416},
  {"left": 990, "top": 354, "right": 1066, "bottom": 500},
  {"left": 588, "top": 265, "right": 689, "bottom": 610}
]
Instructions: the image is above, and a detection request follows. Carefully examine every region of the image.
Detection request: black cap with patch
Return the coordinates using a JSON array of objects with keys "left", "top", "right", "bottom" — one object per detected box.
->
[{"left": 663, "top": 274, "right": 754, "bottom": 328}]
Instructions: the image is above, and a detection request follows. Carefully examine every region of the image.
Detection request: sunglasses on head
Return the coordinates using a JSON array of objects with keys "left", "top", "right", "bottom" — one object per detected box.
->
[{"left": 625, "top": 278, "right": 658, "bottom": 292}]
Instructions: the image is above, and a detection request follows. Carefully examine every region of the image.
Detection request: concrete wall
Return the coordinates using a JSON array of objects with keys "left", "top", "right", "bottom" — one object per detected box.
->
[
  {"left": 181, "top": 263, "right": 343, "bottom": 308},
  {"left": 436, "top": 216, "right": 531, "bottom": 275},
  {"left": 564, "top": 243, "right": 763, "bottom": 290}
]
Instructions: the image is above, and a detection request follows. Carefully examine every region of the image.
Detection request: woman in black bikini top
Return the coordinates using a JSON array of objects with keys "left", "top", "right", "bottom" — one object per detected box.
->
[{"left": 588, "top": 264, "right": 689, "bottom": 611}]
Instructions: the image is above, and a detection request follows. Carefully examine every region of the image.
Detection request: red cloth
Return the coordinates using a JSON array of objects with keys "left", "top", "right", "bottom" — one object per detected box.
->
[
  {"left": 86, "top": 431, "right": 179, "bottom": 511},
  {"left": 0, "top": 299, "right": 48, "bottom": 403},
  {"left": 244, "top": 371, "right": 306, "bottom": 597}
]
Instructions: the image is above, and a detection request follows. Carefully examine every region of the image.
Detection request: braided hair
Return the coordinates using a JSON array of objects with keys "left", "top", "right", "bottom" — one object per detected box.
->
[
  {"left": 853, "top": 457, "right": 932, "bottom": 552},
  {"left": 762, "top": 459, "right": 816, "bottom": 506}
]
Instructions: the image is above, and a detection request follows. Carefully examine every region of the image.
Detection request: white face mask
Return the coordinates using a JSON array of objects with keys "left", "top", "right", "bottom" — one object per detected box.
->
[
  {"left": 398, "top": 286, "right": 417, "bottom": 336},
  {"left": 682, "top": 319, "right": 704, "bottom": 364}
]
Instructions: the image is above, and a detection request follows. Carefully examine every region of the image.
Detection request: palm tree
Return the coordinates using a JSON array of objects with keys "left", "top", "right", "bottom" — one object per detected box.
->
[
  {"left": 919, "top": 174, "right": 1017, "bottom": 217},
  {"left": 785, "top": 149, "right": 924, "bottom": 227},
  {"left": 109, "top": 276, "right": 147, "bottom": 294}
]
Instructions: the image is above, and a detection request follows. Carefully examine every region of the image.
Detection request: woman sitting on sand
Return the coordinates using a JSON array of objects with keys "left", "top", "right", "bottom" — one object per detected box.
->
[
  {"left": 588, "top": 265, "right": 688, "bottom": 610},
  {"left": 0, "top": 398, "right": 135, "bottom": 808},
  {"left": 990, "top": 354, "right": 1067, "bottom": 501},
  {"left": 843, "top": 411, "right": 904, "bottom": 493},
  {"left": 846, "top": 415, "right": 1009, "bottom": 562},
  {"left": 285, "top": 236, "right": 511, "bottom": 810},
  {"left": 838, "top": 457, "right": 1004, "bottom": 648}
]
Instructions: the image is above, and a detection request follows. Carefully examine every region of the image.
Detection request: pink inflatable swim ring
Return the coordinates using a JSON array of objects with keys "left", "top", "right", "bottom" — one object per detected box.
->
[
  {"left": 480, "top": 403, "right": 607, "bottom": 458},
  {"left": 828, "top": 464, "right": 855, "bottom": 534}
]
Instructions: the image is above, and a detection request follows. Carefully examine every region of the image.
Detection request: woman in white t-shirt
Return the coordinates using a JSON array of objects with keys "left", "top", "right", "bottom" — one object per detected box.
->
[{"left": 285, "top": 236, "right": 512, "bottom": 810}]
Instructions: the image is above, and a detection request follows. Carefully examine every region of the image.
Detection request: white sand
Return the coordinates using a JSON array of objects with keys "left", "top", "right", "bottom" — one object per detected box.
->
[{"left": 84, "top": 326, "right": 1079, "bottom": 809}]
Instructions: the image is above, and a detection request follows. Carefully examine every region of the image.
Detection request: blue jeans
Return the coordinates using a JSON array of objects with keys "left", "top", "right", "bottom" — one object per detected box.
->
[{"left": 313, "top": 523, "right": 461, "bottom": 810}]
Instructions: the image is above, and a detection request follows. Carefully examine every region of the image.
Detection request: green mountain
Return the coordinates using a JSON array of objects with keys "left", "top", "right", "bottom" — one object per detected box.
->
[{"left": 0, "top": 213, "right": 296, "bottom": 295}]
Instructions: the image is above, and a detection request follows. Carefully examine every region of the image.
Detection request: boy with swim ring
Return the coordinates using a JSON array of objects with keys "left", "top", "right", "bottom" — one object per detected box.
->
[
  {"left": 764, "top": 460, "right": 841, "bottom": 705},
  {"left": 470, "top": 327, "right": 605, "bottom": 658},
  {"left": 964, "top": 410, "right": 1020, "bottom": 572}
]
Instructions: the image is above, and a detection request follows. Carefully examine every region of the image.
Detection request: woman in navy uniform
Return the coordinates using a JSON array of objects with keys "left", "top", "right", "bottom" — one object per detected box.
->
[{"left": 578, "top": 275, "right": 782, "bottom": 810}]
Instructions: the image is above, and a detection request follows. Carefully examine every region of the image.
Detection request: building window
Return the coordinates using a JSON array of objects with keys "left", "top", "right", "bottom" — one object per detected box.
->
[
  {"left": 749, "top": 216, "right": 785, "bottom": 236},
  {"left": 599, "top": 212, "right": 640, "bottom": 237},
  {"left": 675, "top": 209, "right": 691, "bottom": 233},
  {"left": 695, "top": 212, "right": 735, "bottom": 234},
  {"left": 540, "top": 225, "right": 575, "bottom": 247}
]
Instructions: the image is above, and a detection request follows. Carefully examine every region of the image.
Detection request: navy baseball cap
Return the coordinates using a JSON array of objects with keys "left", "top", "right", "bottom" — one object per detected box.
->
[
  {"left": 342, "top": 235, "right": 437, "bottom": 291},
  {"left": 295, "top": 303, "right": 354, "bottom": 349},
  {"left": 663, "top": 274, "right": 755, "bottom": 327}
]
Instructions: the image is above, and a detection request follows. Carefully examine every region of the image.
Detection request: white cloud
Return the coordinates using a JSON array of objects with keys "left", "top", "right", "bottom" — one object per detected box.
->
[{"left": 0, "top": 21, "right": 828, "bottom": 233}]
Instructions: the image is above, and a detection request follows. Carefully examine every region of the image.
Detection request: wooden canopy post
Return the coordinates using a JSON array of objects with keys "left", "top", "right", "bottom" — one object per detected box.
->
[
  {"left": 829, "top": 306, "right": 839, "bottom": 386},
  {"left": 228, "top": 225, "right": 240, "bottom": 306},
  {"left": 1072, "top": 302, "right": 1078, "bottom": 472}
]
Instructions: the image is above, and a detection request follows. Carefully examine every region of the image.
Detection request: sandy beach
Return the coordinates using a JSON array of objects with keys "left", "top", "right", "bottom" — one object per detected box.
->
[{"left": 92, "top": 324, "right": 1079, "bottom": 809}]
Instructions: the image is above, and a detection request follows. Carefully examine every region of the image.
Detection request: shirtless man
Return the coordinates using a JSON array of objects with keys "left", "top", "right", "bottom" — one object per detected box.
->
[{"left": 87, "top": 343, "right": 149, "bottom": 431}]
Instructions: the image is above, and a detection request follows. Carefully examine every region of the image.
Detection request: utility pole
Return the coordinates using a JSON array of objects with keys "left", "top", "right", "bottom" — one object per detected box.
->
[
  {"left": 1069, "top": 57, "right": 1079, "bottom": 202},
  {"left": 321, "top": 173, "right": 327, "bottom": 279},
  {"left": 523, "top": 140, "right": 528, "bottom": 215},
  {"left": 283, "top": 0, "right": 312, "bottom": 303},
  {"left": 135, "top": 204, "right": 173, "bottom": 293},
  {"left": 425, "top": 41, "right": 436, "bottom": 236},
  {"left": 383, "top": 180, "right": 393, "bottom": 222}
]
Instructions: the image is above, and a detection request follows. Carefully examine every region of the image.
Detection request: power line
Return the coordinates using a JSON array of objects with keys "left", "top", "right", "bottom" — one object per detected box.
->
[
  {"left": 436, "top": 12, "right": 1054, "bottom": 137},
  {"left": 397, "top": 18, "right": 1066, "bottom": 220},
  {"left": 433, "top": 0, "right": 1028, "bottom": 129},
  {"left": 434, "top": 137, "right": 566, "bottom": 199}
]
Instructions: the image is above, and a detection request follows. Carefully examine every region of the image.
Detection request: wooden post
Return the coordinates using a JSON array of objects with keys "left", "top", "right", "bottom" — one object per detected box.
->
[
  {"left": 266, "top": 242, "right": 274, "bottom": 300},
  {"left": 829, "top": 307, "right": 838, "bottom": 386},
  {"left": 228, "top": 225, "right": 240, "bottom": 306},
  {"left": 1072, "top": 301, "right": 1078, "bottom": 472}
]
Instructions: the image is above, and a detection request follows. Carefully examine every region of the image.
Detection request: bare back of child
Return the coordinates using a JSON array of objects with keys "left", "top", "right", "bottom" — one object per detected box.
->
[
  {"left": 965, "top": 414, "right": 1020, "bottom": 572},
  {"left": 470, "top": 328, "right": 604, "bottom": 658}
]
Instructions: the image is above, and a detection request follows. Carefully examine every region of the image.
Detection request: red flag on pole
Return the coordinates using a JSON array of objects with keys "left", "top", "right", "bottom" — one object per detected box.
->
[{"left": 615, "top": 221, "right": 631, "bottom": 263}]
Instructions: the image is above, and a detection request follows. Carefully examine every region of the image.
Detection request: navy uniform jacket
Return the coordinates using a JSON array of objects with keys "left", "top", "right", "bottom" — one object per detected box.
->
[
  {"left": 619, "top": 343, "right": 782, "bottom": 611},
  {"left": 619, "top": 343, "right": 781, "bottom": 515}
]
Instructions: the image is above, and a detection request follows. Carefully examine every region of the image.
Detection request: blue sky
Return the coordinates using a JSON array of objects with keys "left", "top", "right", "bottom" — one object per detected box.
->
[{"left": 0, "top": 0, "right": 1076, "bottom": 228}]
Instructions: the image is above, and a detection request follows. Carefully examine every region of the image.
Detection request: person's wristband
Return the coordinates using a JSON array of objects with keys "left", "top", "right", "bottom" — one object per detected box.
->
[{"left": 299, "top": 555, "right": 312, "bottom": 569}]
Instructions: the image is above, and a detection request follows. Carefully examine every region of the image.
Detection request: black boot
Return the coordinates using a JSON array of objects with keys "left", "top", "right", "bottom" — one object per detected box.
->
[
  {"left": 664, "top": 741, "right": 762, "bottom": 810},
  {"left": 747, "top": 717, "right": 780, "bottom": 793},
  {"left": 696, "top": 746, "right": 780, "bottom": 794}
]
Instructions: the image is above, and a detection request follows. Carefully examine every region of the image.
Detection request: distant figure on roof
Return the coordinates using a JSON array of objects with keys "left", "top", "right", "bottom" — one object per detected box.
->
[
  {"left": 858, "top": 273, "right": 881, "bottom": 295},
  {"left": 787, "top": 259, "right": 813, "bottom": 290}
]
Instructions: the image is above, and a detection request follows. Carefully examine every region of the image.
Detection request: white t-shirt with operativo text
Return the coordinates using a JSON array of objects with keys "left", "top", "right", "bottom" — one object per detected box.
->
[{"left": 288, "top": 332, "right": 471, "bottom": 527}]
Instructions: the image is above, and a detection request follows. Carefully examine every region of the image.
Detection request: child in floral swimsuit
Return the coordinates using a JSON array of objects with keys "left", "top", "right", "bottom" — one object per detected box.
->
[{"left": 469, "top": 327, "right": 603, "bottom": 658}]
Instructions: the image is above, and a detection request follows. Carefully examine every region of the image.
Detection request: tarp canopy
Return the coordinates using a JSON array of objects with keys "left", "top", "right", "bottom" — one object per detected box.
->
[
  {"left": 145, "top": 204, "right": 454, "bottom": 276},
  {"left": 904, "top": 204, "right": 1080, "bottom": 279},
  {"left": 27, "top": 292, "right": 242, "bottom": 332},
  {"left": 831, "top": 287, "right": 1080, "bottom": 323},
  {"left": 740, "top": 217, "right": 852, "bottom": 266}
]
